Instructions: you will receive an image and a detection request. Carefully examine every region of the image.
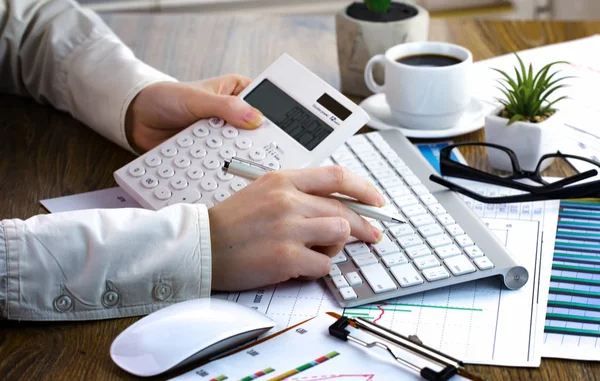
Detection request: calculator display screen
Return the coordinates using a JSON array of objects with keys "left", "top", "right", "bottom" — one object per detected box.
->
[{"left": 244, "top": 79, "right": 334, "bottom": 151}]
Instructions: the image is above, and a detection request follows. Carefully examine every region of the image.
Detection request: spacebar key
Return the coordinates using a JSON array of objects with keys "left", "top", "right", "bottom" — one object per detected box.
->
[{"left": 361, "top": 263, "right": 398, "bottom": 294}]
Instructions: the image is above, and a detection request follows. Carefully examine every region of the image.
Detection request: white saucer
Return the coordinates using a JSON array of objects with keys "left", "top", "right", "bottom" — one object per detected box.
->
[{"left": 359, "top": 93, "right": 495, "bottom": 139}]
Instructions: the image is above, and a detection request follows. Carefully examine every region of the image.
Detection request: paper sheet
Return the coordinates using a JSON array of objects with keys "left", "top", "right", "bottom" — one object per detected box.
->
[
  {"left": 172, "top": 315, "right": 470, "bottom": 381},
  {"left": 40, "top": 187, "right": 141, "bottom": 212},
  {"left": 471, "top": 34, "right": 600, "bottom": 174}
]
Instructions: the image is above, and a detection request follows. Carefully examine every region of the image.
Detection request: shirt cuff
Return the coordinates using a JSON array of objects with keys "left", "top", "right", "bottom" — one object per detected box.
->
[{"left": 63, "top": 33, "right": 177, "bottom": 153}]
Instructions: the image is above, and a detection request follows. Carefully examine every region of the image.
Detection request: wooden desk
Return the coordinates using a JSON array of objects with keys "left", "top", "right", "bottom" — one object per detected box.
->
[{"left": 1, "top": 15, "right": 599, "bottom": 381}]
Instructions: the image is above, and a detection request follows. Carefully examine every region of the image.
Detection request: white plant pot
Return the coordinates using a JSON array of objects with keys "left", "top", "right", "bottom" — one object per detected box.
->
[
  {"left": 335, "top": 2, "right": 429, "bottom": 97},
  {"left": 484, "top": 106, "right": 562, "bottom": 173}
]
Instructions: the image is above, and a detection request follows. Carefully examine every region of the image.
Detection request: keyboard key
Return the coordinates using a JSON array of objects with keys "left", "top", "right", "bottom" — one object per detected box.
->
[
  {"left": 389, "top": 224, "right": 414, "bottom": 238},
  {"left": 345, "top": 242, "right": 371, "bottom": 257},
  {"left": 444, "top": 255, "right": 476, "bottom": 276},
  {"left": 428, "top": 204, "right": 446, "bottom": 215},
  {"left": 418, "top": 224, "right": 443, "bottom": 237},
  {"left": 390, "top": 264, "right": 423, "bottom": 287},
  {"left": 446, "top": 224, "right": 465, "bottom": 237},
  {"left": 411, "top": 184, "right": 430, "bottom": 196},
  {"left": 372, "top": 235, "right": 400, "bottom": 256},
  {"left": 329, "top": 264, "right": 341, "bottom": 277},
  {"left": 387, "top": 186, "right": 410, "bottom": 198},
  {"left": 393, "top": 195, "right": 418, "bottom": 208},
  {"left": 474, "top": 256, "right": 494, "bottom": 270},
  {"left": 402, "top": 204, "right": 427, "bottom": 217},
  {"left": 403, "top": 175, "right": 421, "bottom": 186},
  {"left": 437, "top": 214, "right": 456, "bottom": 226},
  {"left": 420, "top": 194, "right": 437, "bottom": 205},
  {"left": 414, "top": 255, "right": 441, "bottom": 270},
  {"left": 331, "top": 275, "right": 349, "bottom": 289},
  {"left": 345, "top": 272, "right": 363, "bottom": 286},
  {"left": 434, "top": 244, "right": 461, "bottom": 259},
  {"left": 361, "top": 263, "right": 398, "bottom": 293},
  {"left": 373, "top": 169, "right": 396, "bottom": 181},
  {"left": 353, "top": 253, "right": 379, "bottom": 267},
  {"left": 410, "top": 214, "right": 435, "bottom": 227},
  {"left": 331, "top": 252, "right": 347, "bottom": 264},
  {"left": 405, "top": 244, "right": 431, "bottom": 259},
  {"left": 422, "top": 267, "right": 450, "bottom": 281},
  {"left": 340, "top": 287, "right": 357, "bottom": 301},
  {"left": 464, "top": 246, "right": 484, "bottom": 258},
  {"left": 427, "top": 234, "right": 453, "bottom": 248},
  {"left": 380, "top": 177, "right": 404, "bottom": 189},
  {"left": 382, "top": 253, "right": 408, "bottom": 267},
  {"left": 397, "top": 234, "right": 422, "bottom": 249},
  {"left": 455, "top": 235, "right": 474, "bottom": 248}
]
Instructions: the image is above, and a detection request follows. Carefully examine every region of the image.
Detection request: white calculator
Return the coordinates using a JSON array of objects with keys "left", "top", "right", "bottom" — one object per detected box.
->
[{"left": 114, "top": 54, "right": 369, "bottom": 210}]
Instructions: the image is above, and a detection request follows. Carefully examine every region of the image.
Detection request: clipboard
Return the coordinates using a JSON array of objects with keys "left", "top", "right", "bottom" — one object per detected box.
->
[{"left": 170, "top": 313, "right": 488, "bottom": 381}]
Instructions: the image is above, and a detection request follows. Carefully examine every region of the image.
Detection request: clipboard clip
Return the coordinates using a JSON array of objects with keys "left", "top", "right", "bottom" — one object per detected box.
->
[{"left": 328, "top": 315, "right": 488, "bottom": 381}]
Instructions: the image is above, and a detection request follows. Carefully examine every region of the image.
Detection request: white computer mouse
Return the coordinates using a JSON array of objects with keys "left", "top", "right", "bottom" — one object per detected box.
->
[{"left": 110, "top": 298, "right": 275, "bottom": 377}]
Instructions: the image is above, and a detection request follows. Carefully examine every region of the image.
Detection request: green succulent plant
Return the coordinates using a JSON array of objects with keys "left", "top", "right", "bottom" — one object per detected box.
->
[
  {"left": 364, "top": 0, "right": 392, "bottom": 13},
  {"left": 493, "top": 54, "right": 572, "bottom": 125}
]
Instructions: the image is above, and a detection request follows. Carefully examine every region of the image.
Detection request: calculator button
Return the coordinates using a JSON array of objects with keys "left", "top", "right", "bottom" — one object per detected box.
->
[
  {"left": 186, "top": 167, "right": 204, "bottom": 180},
  {"left": 153, "top": 187, "right": 171, "bottom": 200},
  {"left": 160, "top": 145, "right": 178, "bottom": 157},
  {"left": 189, "top": 145, "right": 207, "bottom": 159},
  {"left": 144, "top": 154, "right": 162, "bottom": 168},
  {"left": 170, "top": 177, "right": 189, "bottom": 190},
  {"left": 230, "top": 179, "right": 247, "bottom": 192},
  {"left": 421, "top": 266, "right": 450, "bottom": 282},
  {"left": 360, "top": 263, "right": 397, "bottom": 293},
  {"left": 203, "top": 158, "right": 221, "bottom": 170},
  {"left": 200, "top": 178, "right": 218, "bottom": 191},
  {"left": 141, "top": 175, "right": 159, "bottom": 189},
  {"left": 444, "top": 255, "right": 476, "bottom": 276},
  {"left": 208, "top": 117, "right": 225, "bottom": 128},
  {"left": 173, "top": 156, "right": 191, "bottom": 169},
  {"left": 217, "top": 170, "right": 234, "bottom": 181},
  {"left": 474, "top": 256, "right": 494, "bottom": 270},
  {"left": 331, "top": 275, "right": 349, "bottom": 289},
  {"left": 219, "top": 147, "right": 236, "bottom": 160},
  {"left": 168, "top": 189, "right": 201, "bottom": 205},
  {"left": 214, "top": 190, "right": 231, "bottom": 202},
  {"left": 128, "top": 165, "right": 145, "bottom": 177},
  {"left": 340, "top": 287, "right": 357, "bottom": 301},
  {"left": 206, "top": 137, "right": 223, "bottom": 149},
  {"left": 235, "top": 137, "right": 252, "bottom": 150},
  {"left": 345, "top": 271, "right": 362, "bottom": 286},
  {"left": 390, "top": 263, "right": 423, "bottom": 287},
  {"left": 176, "top": 136, "right": 194, "bottom": 147},
  {"left": 263, "top": 157, "right": 280, "bottom": 170},
  {"left": 331, "top": 252, "right": 347, "bottom": 264},
  {"left": 157, "top": 165, "right": 175, "bottom": 179},
  {"left": 192, "top": 125, "right": 209, "bottom": 138},
  {"left": 249, "top": 148, "right": 267, "bottom": 161},
  {"left": 201, "top": 200, "right": 214, "bottom": 208},
  {"left": 222, "top": 126, "right": 238, "bottom": 139}
]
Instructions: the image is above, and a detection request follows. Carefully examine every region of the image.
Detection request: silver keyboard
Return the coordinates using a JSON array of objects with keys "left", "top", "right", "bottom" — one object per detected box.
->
[{"left": 322, "top": 130, "right": 529, "bottom": 308}]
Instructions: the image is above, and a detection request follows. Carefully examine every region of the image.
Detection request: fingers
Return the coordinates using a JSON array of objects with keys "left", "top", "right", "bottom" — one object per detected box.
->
[
  {"left": 295, "top": 217, "right": 351, "bottom": 247},
  {"left": 292, "top": 247, "right": 332, "bottom": 279},
  {"left": 299, "top": 194, "right": 381, "bottom": 243},
  {"left": 289, "top": 166, "right": 385, "bottom": 207},
  {"left": 196, "top": 93, "right": 264, "bottom": 130}
]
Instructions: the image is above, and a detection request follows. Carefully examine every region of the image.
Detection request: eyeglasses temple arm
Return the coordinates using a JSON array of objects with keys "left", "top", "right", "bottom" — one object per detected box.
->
[{"left": 542, "top": 169, "right": 598, "bottom": 190}]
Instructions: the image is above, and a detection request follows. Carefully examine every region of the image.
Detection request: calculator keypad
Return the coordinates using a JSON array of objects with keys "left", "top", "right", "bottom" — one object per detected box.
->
[{"left": 119, "top": 118, "right": 281, "bottom": 210}]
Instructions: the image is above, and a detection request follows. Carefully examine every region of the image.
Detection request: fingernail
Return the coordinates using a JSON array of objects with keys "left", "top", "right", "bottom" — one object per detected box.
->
[
  {"left": 374, "top": 229, "right": 383, "bottom": 243},
  {"left": 377, "top": 194, "right": 386, "bottom": 207},
  {"left": 242, "top": 108, "right": 264, "bottom": 128}
]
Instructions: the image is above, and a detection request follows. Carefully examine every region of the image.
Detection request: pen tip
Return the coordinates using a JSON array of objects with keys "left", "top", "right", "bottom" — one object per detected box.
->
[{"left": 392, "top": 217, "right": 406, "bottom": 224}]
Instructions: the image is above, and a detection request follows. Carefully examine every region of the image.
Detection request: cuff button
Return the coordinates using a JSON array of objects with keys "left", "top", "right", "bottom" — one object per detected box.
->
[
  {"left": 102, "top": 290, "right": 120, "bottom": 308},
  {"left": 54, "top": 295, "right": 73, "bottom": 312},
  {"left": 153, "top": 283, "right": 173, "bottom": 301}
]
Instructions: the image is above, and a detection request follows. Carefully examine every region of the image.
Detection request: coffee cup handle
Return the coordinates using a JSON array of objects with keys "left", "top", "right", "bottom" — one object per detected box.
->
[{"left": 364, "top": 54, "right": 386, "bottom": 93}]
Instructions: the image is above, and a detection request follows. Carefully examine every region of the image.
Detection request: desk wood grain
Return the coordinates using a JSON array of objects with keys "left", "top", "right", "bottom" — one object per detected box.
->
[{"left": 1, "top": 15, "right": 600, "bottom": 381}]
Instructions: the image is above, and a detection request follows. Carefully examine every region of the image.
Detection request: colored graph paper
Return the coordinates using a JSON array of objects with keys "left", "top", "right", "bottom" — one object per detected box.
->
[
  {"left": 238, "top": 368, "right": 274, "bottom": 381},
  {"left": 266, "top": 351, "right": 340, "bottom": 381},
  {"left": 544, "top": 200, "right": 600, "bottom": 358}
]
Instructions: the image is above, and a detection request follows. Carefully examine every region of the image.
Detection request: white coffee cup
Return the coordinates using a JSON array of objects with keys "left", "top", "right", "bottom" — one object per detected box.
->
[{"left": 364, "top": 41, "right": 473, "bottom": 130}]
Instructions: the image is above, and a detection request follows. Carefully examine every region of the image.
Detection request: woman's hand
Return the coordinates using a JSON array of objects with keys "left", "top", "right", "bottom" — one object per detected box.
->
[
  {"left": 208, "top": 166, "right": 386, "bottom": 291},
  {"left": 125, "top": 74, "right": 264, "bottom": 153}
]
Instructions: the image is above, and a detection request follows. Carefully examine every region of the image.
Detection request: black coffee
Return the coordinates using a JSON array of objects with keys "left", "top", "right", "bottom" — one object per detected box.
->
[{"left": 396, "top": 54, "right": 462, "bottom": 67}]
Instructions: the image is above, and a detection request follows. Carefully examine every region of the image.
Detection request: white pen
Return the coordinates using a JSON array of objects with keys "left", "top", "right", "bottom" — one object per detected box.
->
[{"left": 222, "top": 157, "right": 406, "bottom": 224}]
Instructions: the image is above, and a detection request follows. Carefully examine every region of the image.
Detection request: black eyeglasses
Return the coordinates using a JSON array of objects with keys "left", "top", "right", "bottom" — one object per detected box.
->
[{"left": 428, "top": 142, "right": 600, "bottom": 203}]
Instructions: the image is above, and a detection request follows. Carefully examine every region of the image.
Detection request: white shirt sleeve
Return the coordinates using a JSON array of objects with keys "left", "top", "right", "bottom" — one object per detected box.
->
[
  {"left": 0, "top": 0, "right": 176, "bottom": 152},
  {"left": 0, "top": 0, "right": 213, "bottom": 321},
  {"left": 0, "top": 204, "right": 212, "bottom": 320}
]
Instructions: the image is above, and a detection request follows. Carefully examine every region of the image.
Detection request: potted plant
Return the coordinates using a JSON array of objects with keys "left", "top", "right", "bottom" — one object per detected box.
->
[
  {"left": 336, "top": 0, "right": 429, "bottom": 97},
  {"left": 484, "top": 55, "right": 571, "bottom": 172}
]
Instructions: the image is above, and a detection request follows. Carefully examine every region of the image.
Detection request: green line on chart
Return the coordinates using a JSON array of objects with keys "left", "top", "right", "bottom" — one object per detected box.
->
[
  {"left": 548, "top": 300, "right": 600, "bottom": 311},
  {"left": 549, "top": 287, "right": 600, "bottom": 298},
  {"left": 547, "top": 313, "right": 600, "bottom": 324},
  {"left": 348, "top": 303, "right": 482, "bottom": 312},
  {"left": 342, "top": 312, "right": 371, "bottom": 316},
  {"left": 557, "top": 230, "right": 600, "bottom": 238},
  {"left": 551, "top": 276, "right": 600, "bottom": 286},
  {"left": 545, "top": 326, "right": 600, "bottom": 337},
  {"left": 553, "top": 252, "right": 600, "bottom": 261},
  {"left": 552, "top": 264, "right": 600, "bottom": 273}
]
